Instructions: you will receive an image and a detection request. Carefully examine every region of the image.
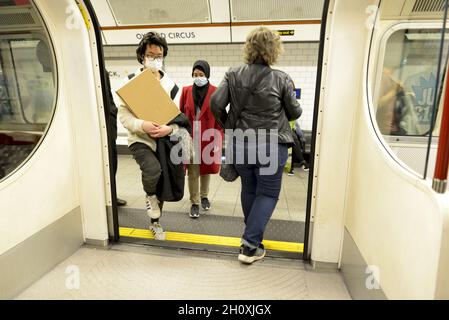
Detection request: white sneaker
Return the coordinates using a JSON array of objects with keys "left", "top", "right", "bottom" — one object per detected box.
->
[
  {"left": 238, "top": 244, "right": 266, "bottom": 264},
  {"left": 149, "top": 222, "right": 166, "bottom": 240},
  {"left": 146, "top": 195, "right": 161, "bottom": 219}
]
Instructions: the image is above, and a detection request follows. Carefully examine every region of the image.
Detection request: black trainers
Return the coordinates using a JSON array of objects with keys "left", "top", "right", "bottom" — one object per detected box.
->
[
  {"left": 288, "top": 169, "right": 295, "bottom": 176},
  {"left": 201, "top": 198, "right": 211, "bottom": 211},
  {"left": 189, "top": 204, "right": 200, "bottom": 219},
  {"left": 238, "top": 244, "right": 266, "bottom": 264}
]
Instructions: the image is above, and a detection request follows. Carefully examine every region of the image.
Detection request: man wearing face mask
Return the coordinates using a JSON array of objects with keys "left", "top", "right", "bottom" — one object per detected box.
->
[
  {"left": 118, "top": 32, "right": 183, "bottom": 240},
  {"left": 180, "top": 60, "right": 223, "bottom": 219}
]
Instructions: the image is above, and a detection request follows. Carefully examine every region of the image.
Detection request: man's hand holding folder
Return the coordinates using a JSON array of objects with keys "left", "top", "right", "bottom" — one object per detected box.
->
[{"left": 142, "top": 120, "right": 173, "bottom": 138}]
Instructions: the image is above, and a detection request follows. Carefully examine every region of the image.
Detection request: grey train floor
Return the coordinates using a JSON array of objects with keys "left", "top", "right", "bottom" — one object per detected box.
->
[{"left": 15, "top": 244, "right": 351, "bottom": 300}]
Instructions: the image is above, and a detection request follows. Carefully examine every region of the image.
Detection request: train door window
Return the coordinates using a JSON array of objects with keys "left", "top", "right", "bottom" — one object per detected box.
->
[
  {"left": 373, "top": 27, "right": 449, "bottom": 178},
  {"left": 0, "top": 5, "right": 57, "bottom": 181}
]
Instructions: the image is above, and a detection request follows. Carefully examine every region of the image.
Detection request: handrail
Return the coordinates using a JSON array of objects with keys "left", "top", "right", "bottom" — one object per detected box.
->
[
  {"left": 425, "top": 0, "right": 449, "bottom": 180},
  {"left": 433, "top": 59, "right": 449, "bottom": 193}
]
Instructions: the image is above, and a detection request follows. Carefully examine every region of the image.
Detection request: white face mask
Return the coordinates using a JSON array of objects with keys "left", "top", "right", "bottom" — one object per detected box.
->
[
  {"left": 144, "top": 57, "right": 163, "bottom": 71},
  {"left": 194, "top": 76, "right": 208, "bottom": 87}
]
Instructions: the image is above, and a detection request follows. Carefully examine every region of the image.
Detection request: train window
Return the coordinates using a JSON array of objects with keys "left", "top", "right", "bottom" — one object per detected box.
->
[
  {"left": 373, "top": 27, "right": 449, "bottom": 177},
  {"left": 374, "top": 28, "right": 448, "bottom": 137},
  {"left": 0, "top": 9, "right": 56, "bottom": 181}
]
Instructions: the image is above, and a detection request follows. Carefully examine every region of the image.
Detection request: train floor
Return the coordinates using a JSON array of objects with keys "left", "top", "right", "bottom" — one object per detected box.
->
[{"left": 15, "top": 244, "right": 351, "bottom": 300}]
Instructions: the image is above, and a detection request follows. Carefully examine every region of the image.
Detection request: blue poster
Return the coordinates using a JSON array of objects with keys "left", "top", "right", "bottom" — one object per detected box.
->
[{"left": 410, "top": 72, "right": 437, "bottom": 126}]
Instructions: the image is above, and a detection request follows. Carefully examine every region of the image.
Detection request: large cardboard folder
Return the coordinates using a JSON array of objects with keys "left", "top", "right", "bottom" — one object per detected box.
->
[{"left": 116, "top": 69, "right": 180, "bottom": 125}]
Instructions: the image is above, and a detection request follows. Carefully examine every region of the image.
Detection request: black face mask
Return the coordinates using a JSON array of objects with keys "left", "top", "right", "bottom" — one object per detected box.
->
[{"left": 193, "top": 82, "right": 209, "bottom": 115}]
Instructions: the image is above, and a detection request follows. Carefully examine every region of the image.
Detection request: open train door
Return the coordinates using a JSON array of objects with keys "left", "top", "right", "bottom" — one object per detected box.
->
[{"left": 84, "top": 0, "right": 333, "bottom": 261}]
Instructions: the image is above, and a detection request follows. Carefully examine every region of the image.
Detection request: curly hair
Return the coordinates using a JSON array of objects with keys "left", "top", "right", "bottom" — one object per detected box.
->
[
  {"left": 243, "top": 27, "right": 284, "bottom": 66},
  {"left": 136, "top": 32, "right": 168, "bottom": 64}
]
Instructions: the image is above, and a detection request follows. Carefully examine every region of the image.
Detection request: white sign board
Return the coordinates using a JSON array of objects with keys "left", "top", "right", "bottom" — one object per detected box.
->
[
  {"left": 102, "top": 23, "right": 320, "bottom": 45},
  {"left": 102, "top": 27, "right": 231, "bottom": 45}
]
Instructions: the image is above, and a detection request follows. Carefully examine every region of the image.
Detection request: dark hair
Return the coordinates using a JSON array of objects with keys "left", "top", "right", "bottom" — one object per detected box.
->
[{"left": 136, "top": 32, "right": 168, "bottom": 64}]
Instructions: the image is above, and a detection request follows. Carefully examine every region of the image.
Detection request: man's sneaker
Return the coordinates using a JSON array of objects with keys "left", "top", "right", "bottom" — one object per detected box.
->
[
  {"left": 149, "top": 222, "right": 165, "bottom": 240},
  {"left": 189, "top": 204, "right": 200, "bottom": 219},
  {"left": 288, "top": 169, "right": 295, "bottom": 176},
  {"left": 298, "top": 161, "right": 310, "bottom": 172},
  {"left": 201, "top": 198, "right": 211, "bottom": 211},
  {"left": 117, "top": 198, "right": 127, "bottom": 206},
  {"left": 238, "top": 244, "right": 266, "bottom": 264},
  {"left": 146, "top": 195, "right": 161, "bottom": 219}
]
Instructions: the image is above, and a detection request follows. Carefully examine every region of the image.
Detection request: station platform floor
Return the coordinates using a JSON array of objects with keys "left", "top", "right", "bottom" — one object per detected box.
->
[
  {"left": 117, "top": 155, "right": 308, "bottom": 222},
  {"left": 15, "top": 244, "right": 351, "bottom": 300}
]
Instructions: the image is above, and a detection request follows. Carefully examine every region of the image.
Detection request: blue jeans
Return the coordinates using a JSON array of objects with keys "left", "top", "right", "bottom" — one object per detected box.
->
[{"left": 234, "top": 143, "right": 289, "bottom": 249}]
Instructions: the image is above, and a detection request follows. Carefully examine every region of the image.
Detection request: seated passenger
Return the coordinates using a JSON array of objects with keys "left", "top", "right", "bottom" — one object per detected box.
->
[
  {"left": 288, "top": 121, "right": 309, "bottom": 176},
  {"left": 376, "top": 67, "right": 405, "bottom": 135},
  {"left": 118, "top": 32, "right": 191, "bottom": 240},
  {"left": 376, "top": 66, "right": 421, "bottom": 136},
  {"left": 179, "top": 60, "right": 223, "bottom": 219}
]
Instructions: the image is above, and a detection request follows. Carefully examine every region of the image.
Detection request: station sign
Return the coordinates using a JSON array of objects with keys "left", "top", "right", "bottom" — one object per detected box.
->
[
  {"left": 277, "top": 30, "right": 295, "bottom": 36},
  {"left": 102, "top": 23, "right": 320, "bottom": 45},
  {"left": 102, "top": 27, "right": 231, "bottom": 45}
]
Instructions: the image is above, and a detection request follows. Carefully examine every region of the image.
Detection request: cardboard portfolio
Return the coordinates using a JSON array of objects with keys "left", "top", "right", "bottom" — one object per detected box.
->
[{"left": 116, "top": 69, "right": 180, "bottom": 125}]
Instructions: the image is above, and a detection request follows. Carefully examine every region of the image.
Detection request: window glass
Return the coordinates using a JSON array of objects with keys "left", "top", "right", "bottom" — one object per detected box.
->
[
  {"left": 375, "top": 29, "right": 448, "bottom": 137},
  {"left": 373, "top": 27, "right": 449, "bottom": 178}
]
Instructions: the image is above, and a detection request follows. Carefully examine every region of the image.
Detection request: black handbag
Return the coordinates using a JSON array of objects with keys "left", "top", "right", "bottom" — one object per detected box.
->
[
  {"left": 219, "top": 161, "right": 239, "bottom": 182},
  {"left": 219, "top": 72, "right": 241, "bottom": 182},
  {"left": 219, "top": 69, "right": 270, "bottom": 182}
]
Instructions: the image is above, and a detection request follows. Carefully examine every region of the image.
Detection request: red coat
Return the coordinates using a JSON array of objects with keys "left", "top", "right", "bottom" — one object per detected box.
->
[{"left": 180, "top": 84, "right": 223, "bottom": 175}]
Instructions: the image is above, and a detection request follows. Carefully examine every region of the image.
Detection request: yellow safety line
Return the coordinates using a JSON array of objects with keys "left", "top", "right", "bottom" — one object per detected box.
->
[
  {"left": 77, "top": 4, "right": 91, "bottom": 30},
  {"left": 120, "top": 227, "right": 304, "bottom": 253}
]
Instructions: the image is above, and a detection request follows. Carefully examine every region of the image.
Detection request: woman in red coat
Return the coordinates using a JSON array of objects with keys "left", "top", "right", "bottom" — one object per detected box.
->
[{"left": 180, "top": 60, "right": 223, "bottom": 219}]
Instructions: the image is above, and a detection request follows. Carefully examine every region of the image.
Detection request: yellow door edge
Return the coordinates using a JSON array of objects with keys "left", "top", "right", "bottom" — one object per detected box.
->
[{"left": 119, "top": 227, "right": 304, "bottom": 253}]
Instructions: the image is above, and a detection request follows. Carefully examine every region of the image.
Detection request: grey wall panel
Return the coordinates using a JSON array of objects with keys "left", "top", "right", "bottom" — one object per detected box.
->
[
  {"left": 0, "top": 207, "right": 83, "bottom": 299},
  {"left": 341, "top": 228, "right": 387, "bottom": 300}
]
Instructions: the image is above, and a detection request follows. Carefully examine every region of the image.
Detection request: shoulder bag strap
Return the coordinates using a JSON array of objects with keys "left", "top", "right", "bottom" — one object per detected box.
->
[{"left": 227, "top": 68, "right": 271, "bottom": 129}]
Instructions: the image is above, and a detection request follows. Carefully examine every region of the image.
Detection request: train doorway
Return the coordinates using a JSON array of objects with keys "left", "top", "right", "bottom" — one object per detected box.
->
[{"left": 85, "top": 0, "right": 329, "bottom": 260}]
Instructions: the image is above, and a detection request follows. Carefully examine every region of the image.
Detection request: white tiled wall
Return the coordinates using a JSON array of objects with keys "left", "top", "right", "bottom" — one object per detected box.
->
[{"left": 104, "top": 42, "right": 318, "bottom": 142}]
